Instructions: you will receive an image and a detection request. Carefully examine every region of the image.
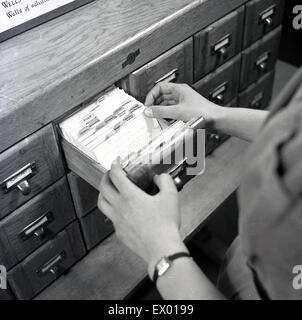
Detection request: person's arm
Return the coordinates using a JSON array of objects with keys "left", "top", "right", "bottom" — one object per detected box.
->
[
  {"left": 146, "top": 235, "right": 225, "bottom": 300},
  {"left": 214, "top": 106, "right": 268, "bottom": 142},
  {"left": 144, "top": 82, "right": 269, "bottom": 142},
  {"left": 98, "top": 163, "right": 225, "bottom": 300}
]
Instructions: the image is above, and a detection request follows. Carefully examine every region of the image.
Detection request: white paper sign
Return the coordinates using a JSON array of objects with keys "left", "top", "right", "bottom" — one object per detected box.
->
[{"left": 0, "top": 0, "right": 74, "bottom": 33}]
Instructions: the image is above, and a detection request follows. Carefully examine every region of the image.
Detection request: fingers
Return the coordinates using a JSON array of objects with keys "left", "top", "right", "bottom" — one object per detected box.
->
[
  {"left": 98, "top": 194, "right": 114, "bottom": 221},
  {"left": 144, "top": 104, "right": 179, "bottom": 120},
  {"left": 155, "top": 93, "right": 175, "bottom": 105},
  {"left": 159, "top": 99, "right": 177, "bottom": 106},
  {"left": 153, "top": 174, "right": 178, "bottom": 196},
  {"left": 99, "top": 172, "right": 119, "bottom": 203},
  {"left": 109, "top": 162, "right": 145, "bottom": 198},
  {"left": 144, "top": 82, "right": 175, "bottom": 106}
]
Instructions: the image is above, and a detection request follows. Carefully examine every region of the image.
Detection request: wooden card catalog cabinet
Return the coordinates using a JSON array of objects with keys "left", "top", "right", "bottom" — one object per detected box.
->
[{"left": 0, "top": 0, "right": 95, "bottom": 42}]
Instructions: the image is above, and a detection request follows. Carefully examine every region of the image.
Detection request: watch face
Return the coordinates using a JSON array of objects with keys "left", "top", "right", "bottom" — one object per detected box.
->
[{"left": 157, "top": 257, "right": 171, "bottom": 277}]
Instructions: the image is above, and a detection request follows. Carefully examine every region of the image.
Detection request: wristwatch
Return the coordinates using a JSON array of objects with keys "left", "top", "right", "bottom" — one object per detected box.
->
[{"left": 152, "top": 252, "right": 192, "bottom": 283}]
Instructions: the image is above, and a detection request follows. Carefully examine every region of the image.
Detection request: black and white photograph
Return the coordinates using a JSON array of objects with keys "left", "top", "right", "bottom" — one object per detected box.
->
[{"left": 0, "top": 0, "right": 302, "bottom": 305}]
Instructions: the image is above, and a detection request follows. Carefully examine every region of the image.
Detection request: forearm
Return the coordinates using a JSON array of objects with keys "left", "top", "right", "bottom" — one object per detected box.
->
[
  {"left": 156, "top": 258, "right": 225, "bottom": 300},
  {"left": 213, "top": 106, "right": 269, "bottom": 142},
  {"left": 147, "top": 232, "right": 225, "bottom": 300}
]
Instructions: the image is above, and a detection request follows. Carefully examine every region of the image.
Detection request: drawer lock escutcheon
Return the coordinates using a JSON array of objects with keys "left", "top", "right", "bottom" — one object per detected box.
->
[
  {"left": 1, "top": 162, "right": 37, "bottom": 196},
  {"left": 212, "top": 35, "right": 231, "bottom": 59},
  {"left": 259, "top": 5, "right": 276, "bottom": 27},
  {"left": 37, "top": 251, "right": 66, "bottom": 277},
  {"left": 154, "top": 68, "right": 179, "bottom": 86},
  {"left": 20, "top": 212, "right": 54, "bottom": 241}
]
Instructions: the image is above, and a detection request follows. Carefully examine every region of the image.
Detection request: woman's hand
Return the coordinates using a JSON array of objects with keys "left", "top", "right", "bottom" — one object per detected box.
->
[
  {"left": 144, "top": 82, "right": 221, "bottom": 125},
  {"left": 98, "top": 162, "right": 188, "bottom": 277}
]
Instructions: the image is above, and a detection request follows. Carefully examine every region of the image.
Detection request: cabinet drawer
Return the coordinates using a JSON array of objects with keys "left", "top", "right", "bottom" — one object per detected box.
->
[
  {"left": 0, "top": 178, "right": 75, "bottom": 270},
  {"left": 8, "top": 221, "right": 86, "bottom": 300},
  {"left": 205, "top": 98, "right": 237, "bottom": 156},
  {"left": 0, "top": 125, "right": 64, "bottom": 219},
  {"left": 244, "top": 0, "right": 285, "bottom": 48},
  {"left": 240, "top": 26, "right": 281, "bottom": 91},
  {"left": 193, "top": 55, "right": 241, "bottom": 106},
  {"left": 239, "top": 70, "right": 275, "bottom": 109},
  {"left": 80, "top": 208, "right": 114, "bottom": 251},
  {"left": 194, "top": 8, "right": 244, "bottom": 81},
  {"left": 67, "top": 172, "right": 98, "bottom": 218},
  {"left": 120, "top": 39, "right": 193, "bottom": 102},
  {"left": 59, "top": 87, "right": 205, "bottom": 197},
  {"left": 62, "top": 139, "right": 104, "bottom": 192}
]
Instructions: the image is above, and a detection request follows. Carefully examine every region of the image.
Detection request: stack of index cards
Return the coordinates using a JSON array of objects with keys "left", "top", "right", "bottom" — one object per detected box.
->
[{"left": 60, "top": 87, "right": 163, "bottom": 170}]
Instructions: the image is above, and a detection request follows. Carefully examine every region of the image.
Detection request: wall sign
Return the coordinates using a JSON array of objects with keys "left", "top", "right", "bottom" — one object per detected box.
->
[{"left": 0, "top": 0, "right": 95, "bottom": 42}]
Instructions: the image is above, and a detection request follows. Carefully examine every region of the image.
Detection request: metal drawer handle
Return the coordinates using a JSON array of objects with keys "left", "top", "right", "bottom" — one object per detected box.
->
[
  {"left": 259, "top": 5, "right": 276, "bottom": 27},
  {"left": 1, "top": 162, "right": 37, "bottom": 196},
  {"left": 212, "top": 34, "right": 231, "bottom": 59},
  {"left": 154, "top": 68, "right": 179, "bottom": 85},
  {"left": 249, "top": 92, "right": 264, "bottom": 109},
  {"left": 210, "top": 82, "right": 228, "bottom": 105},
  {"left": 256, "top": 52, "right": 270, "bottom": 71},
  {"left": 20, "top": 212, "right": 54, "bottom": 241},
  {"left": 210, "top": 134, "right": 221, "bottom": 142},
  {"left": 168, "top": 158, "right": 188, "bottom": 192},
  {"left": 37, "top": 251, "right": 66, "bottom": 277}
]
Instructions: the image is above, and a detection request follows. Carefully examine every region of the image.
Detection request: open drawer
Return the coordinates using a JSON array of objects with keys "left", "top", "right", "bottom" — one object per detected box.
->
[{"left": 59, "top": 87, "right": 205, "bottom": 194}]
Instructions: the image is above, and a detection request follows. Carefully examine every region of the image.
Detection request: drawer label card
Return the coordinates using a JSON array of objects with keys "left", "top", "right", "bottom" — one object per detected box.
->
[
  {"left": 1, "top": 162, "right": 37, "bottom": 193},
  {"left": 260, "top": 6, "right": 276, "bottom": 23},
  {"left": 213, "top": 36, "right": 231, "bottom": 53},
  {"left": 0, "top": 0, "right": 74, "bottom": 33}
]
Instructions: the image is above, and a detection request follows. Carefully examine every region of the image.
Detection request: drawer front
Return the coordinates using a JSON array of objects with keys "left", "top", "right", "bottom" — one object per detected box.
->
[
  {"left": 193, "top": 55, "right": 241, "bottom": 106},
  {"left": 62, "top": 138, "right": 104, "bottom": 191},
  {"left": 194, "top": 7, "right": 244, "bottom": 81},
  {"left": 0, "top": 178, "right": 75, "bottom": 269},
  {"left": 80, "top": 208, "right": 114, "bottom": 251},
  {"left": 121, "top": 38, "right": 193, "bottom": 102},
  {"left": 8, "top": 221, "right": 86, "bottom": 300},
  {"left": 0, "top": 125, "right": 64, "bottom": 219},
  {"left": 68, "top": 172, "right": 98, "bottom": 218},
  {"left": 240, "top": 26, "right": 281, "bottom": 90},
  {"left": 239, "top": 70, "right": 275, "bottom": 109},
  {"left": 244, "top": 0, "right": 285, "bottom": 48}
]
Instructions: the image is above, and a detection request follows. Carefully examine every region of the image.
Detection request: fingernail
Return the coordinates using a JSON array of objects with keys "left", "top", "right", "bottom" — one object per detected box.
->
[
  {"left": 144, "top": 108, "right": 153, "bottom": 117},
  {"left": 153, "top": 175, "right": 159, "bottom": 183}
]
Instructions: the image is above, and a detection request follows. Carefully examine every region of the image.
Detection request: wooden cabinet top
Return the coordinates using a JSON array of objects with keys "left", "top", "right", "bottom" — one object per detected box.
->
[{"left": 0, "top": 0, "right": 247, "bottom": 153}]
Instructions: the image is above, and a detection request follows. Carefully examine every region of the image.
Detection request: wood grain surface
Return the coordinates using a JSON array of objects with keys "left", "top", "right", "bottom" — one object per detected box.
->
[
  {"left": 243, "top": 0, "right": 285, "bottom": 48},
  {"left": 8, "top": 221, "right": 86, "bottom": 300},
  {"left": 0, "top": 125, "right": 65, "bottom": 219},
  {"left": 67, "top": 172, "right": 99, "bottom": 218},
  {"left": 122, "top": 38, "right": 193, "bottom": 102},
  {"left": 0, "top": 0, "right": 247, "bottom": 153},
  {"left": 0, "top": 178, "right": 75, "bottom": 270},
  {"left": 194, "top": 7, "right": 244, "bottom": 81},
  {"left": 193, "top": 55, "right": 241, "bottom": 105}
]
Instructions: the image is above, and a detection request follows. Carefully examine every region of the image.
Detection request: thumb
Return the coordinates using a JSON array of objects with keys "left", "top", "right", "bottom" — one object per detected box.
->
[
  {"left": 153, "top": 174, "right": 178, "bottom": 195},
  {"left": 144, "top": 105, "right": 178, "bottom": 120}
]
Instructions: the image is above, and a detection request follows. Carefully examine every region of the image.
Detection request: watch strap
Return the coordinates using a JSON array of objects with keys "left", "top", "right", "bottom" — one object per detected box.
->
[{"left": 152, "top": 252, "right": 191, "bottom": 283}]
